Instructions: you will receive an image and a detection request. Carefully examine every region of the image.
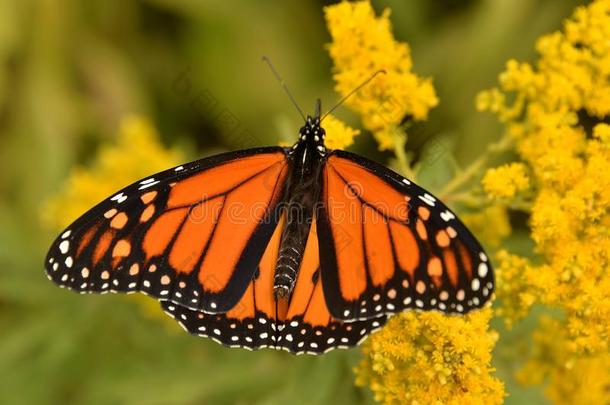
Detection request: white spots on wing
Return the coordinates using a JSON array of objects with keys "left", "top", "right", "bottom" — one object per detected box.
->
[
  {"left": 143, "top": 280, "right": 151, "bottom": 288},
  {"left": 456, "top": 289, "right": 465, "bottom": 301},
  {"left": 174, "top": 165, "right": 184, "bottom": 171},
  {"left": 138, "top": 180, "right": 159, "bottom": 190},
  {"left": 403, "top": 297, "right": 412, "bottom": 305},
  {"left": 259, "top": 332, "right": 268, "bottom": 339},
  {"left": 478, "top": 262, "right": 489, "bottom": 278},
  {"left": 210, "top": 302, "right": 217, "bottom": 309},
  {"left": 415, "top": 299, "right": 424, "bottom": 308},
  {"left": 440, "top": 210, "right": 455, "bottom": 222},
  {"left": 418, "top": 194, "right": 436, "bottom": 206},
  {"left": 343, "top": 310, "right": 350, "bottom": 317},
  {"left": 59, "top": 240, "right": 70, "bottom": 254},
  {"left": 471, "top": 278, "right": 481, "bottom": 291},
  {"left": 65, "top": 256, "right": 73, "bottom": 268},
  {"left": 480, "top": 252, "right": 488, "bottom": 262},
  {"left": 402, "top": 178, "right": 411, "bottom": 185},
  {"left": 52, "top": 263, "right": 59, "bottom": 271},
  {"left": 139, "top": 178, "right": 155, "bottom": 185},
  {"left": 61, "top": 274, "right": 68, "bottom": 282},
  {"left": 439, "top": 291, "right": 449, "bottom": 301},
  {"left": 81, "top": 268, "right": 89, "bottom": 278},
  {"left": 111, "top": 192, "right": 128, "bottom": 204},
  {"left": 61, "top": 230, "right": 71, "bottom": 239}
]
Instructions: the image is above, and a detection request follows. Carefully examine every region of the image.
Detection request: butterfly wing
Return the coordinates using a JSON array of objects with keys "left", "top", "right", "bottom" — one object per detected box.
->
[
  {"left": 162, "top": 214, "right": 388, "bottom": 354},
  {"left": 317, "top": 150, "right": 493, "bottom": 321},
  {"left": 45, "top": 147, "right": 290, "bottom": 313}
]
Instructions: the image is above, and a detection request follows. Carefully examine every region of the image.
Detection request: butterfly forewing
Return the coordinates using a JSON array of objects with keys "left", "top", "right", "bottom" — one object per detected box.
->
[{"left": 45, "top": 147, "right": 290, "bottom": 314}]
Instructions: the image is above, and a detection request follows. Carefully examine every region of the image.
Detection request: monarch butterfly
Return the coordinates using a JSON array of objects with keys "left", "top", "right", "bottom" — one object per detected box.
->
[{"left": 45, "top": 76, "right": 493, "bottom": 354}]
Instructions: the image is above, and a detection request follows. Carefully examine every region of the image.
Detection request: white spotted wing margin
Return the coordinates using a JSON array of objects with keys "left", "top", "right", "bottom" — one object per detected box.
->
[{"left": 160, "top": 300, "right": 389, "bottom": 355}]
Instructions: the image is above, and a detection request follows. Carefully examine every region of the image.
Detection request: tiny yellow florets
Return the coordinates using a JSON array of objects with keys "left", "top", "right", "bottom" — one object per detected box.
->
[
  {"left": 355, "top": 309, "right": 505, "bottom": 405},
  {"left": 324, "top": 0, "right": 438, "bottom": 151},
  {"left": 322, "top": 114, "right": 361, "bottom": 150},
  {"left": 482, "top": 163, "right": 529, "bottom": 199},
  {"left": 479, "top": 0, "right": 610, "bottom": 400}
]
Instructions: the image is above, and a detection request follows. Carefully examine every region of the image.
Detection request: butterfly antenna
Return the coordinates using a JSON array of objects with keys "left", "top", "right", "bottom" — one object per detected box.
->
[
  {"left": 321, "top": 69, "right": 387, "bottom": 121},
  {"left": 262, "top": 56, "right": 306, "bottom": 121}
]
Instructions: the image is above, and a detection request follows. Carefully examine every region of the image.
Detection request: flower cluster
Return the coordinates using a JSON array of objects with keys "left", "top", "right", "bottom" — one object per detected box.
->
[
  {"left": 478, "top": 0, "right": 610, "bottom": 400},
  {"left": 323, "top": 114, "right": 361, "bottom": 150},
  {"left": 482, "top": 163, "right": 529, "bottom": 200},
  {"left": 325, "top": 0, "right": 438, "bottom": 151},
  {"left": 355, "top": 309, "right": 504, "bottom": 405}
]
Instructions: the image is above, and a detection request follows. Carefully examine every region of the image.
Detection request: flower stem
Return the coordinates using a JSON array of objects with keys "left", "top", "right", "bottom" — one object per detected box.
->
[
  {"left": 393, "top": 128, "right": 417, "bottom": 181},
  {"left": 439, "top": 134, "right": 512, "bottom": 200}
]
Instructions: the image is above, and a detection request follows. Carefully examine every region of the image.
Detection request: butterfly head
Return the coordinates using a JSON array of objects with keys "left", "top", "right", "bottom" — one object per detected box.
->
[{"left": 298, "top": 115, "right": 326, "bottom": 153}]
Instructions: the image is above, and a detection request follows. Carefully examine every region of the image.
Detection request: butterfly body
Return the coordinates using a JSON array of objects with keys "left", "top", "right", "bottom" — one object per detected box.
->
[
  {"left": 274, "top": 109, "right": 327, "bottom": 299},
  {"left": 45, "top": 104, "right": 494, "bottom": 354}
]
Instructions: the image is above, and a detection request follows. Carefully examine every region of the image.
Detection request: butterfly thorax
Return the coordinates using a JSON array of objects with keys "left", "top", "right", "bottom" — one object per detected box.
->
[{"left": 274, "top": 115, "right": 326, "bottom": 299}]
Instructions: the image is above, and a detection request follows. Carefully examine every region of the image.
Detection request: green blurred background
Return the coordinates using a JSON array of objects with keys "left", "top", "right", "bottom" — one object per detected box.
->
[{"left": 0, "top": 1, "right": 586, "bottom": 404}]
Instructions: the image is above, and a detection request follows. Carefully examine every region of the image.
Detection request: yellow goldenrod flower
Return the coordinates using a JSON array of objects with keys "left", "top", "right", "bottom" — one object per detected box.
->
[
  {"left": 355, "top": 309, "right": 505, "bottom": 405},
  {"left": 325, "top": 0, "right": 438, "bottom": 151},
  {"left": 322, "top": 114, "right": 361, "bottom": 150},
  {"left": 479, "top": 0, "right": 610, "bottom": 400},
  {"left": 517, "top": 316, "right": 610, "bottom": 405},
  {"left": 482, "top": 162, "right": 529, "bottom": 199}
]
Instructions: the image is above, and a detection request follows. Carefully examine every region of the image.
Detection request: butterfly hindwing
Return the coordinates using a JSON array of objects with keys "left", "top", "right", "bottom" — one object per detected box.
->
[
  {"left": 317, "top": 150, "right": 494, "bottom": 321},
  {"left": 45, "top": 147, "right": 290, "bottom": 314},
  {"left": 163, "top": 214, "right": 388, "bottom": 354}
]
